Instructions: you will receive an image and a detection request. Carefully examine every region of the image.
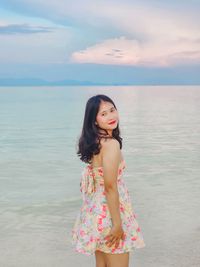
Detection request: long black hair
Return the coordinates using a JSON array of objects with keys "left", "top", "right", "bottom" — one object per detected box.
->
[{"left": 77, "top": 94, "right": 122, "bottom": 163}]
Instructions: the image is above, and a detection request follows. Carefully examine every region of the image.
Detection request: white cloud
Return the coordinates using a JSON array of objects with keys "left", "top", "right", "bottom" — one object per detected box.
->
[
  {"left": 67, "top": 1, "right": 200, "bottom": 66},
  {"left": 71, "top": 37, "right": 140, "bottom": 65},
  {"left": 71, "top": 36, "right": 200, "bottom": 67}
]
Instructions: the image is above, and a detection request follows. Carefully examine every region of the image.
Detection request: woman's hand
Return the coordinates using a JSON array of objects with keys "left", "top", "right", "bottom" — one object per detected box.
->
[{"left": 104, "top": 224, "right": 126, "bottom": 249}]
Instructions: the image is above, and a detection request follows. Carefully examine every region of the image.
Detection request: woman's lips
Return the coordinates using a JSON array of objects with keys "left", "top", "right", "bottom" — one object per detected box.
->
[{"left": 108, "top": 120, "right": 117, "bottom": 125}]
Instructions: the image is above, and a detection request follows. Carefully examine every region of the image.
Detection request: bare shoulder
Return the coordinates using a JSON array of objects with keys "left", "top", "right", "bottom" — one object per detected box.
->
[
  {"left": 100, "top": 138, "right": 121, "bottom": 164},
  {"left": 100, "top": 137, "right": 120, "bottom": 150}
]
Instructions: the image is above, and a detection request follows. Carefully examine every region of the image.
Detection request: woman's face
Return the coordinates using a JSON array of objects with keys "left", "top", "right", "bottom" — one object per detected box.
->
[{"left": 95, "top": 100, "right": 119, "bottom": 135}]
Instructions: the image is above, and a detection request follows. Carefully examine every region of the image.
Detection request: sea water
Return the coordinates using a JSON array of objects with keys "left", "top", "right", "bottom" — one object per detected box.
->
[{"left": 0, "top": 86, "right": 199, "bottom": 267}]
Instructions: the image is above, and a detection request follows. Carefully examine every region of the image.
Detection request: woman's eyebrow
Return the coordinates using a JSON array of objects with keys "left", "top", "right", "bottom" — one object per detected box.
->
[{"left": 100, "top": 107, "right": 115, "bottom": 113}]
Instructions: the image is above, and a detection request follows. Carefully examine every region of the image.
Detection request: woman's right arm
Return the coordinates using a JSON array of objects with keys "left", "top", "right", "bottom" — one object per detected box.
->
[
  {"left": 102, "top": 138, "right": 122, "bottom": 227},
  {"left": 101, "top": 139, "right": 125, "bottom": 248}
]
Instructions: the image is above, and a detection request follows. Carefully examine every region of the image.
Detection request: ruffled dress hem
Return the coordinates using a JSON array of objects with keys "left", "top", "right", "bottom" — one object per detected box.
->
[{"left": 72, "top": 242, "right": 146, "bottom": 256}]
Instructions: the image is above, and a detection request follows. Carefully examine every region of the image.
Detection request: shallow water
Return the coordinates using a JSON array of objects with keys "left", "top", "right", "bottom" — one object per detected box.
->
[{"left": 0, "top": 85, "right": 200, "bottom": 266}]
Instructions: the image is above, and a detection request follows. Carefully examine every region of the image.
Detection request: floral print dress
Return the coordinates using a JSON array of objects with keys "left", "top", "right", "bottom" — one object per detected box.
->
[{"left": 71, "top": 159, "right": 146, "bottom": 255}]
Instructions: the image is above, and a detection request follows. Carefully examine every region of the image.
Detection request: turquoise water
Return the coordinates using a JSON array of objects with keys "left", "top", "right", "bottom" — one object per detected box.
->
[{"left": 0, "top": 86, "right": 200, "bottom": 267}]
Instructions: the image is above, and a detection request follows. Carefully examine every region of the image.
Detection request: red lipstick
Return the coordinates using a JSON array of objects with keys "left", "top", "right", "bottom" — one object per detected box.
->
[{"left": 108, "top": 120, "right": 116, "bottom": 125}]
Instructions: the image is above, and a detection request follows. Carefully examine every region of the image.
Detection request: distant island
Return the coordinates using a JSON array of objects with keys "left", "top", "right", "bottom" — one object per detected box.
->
[
  {"left": 0, "top": 78, "right": 199, "bottom": 86},
  {"left": 0, "top": 78, "right": 108, "bottom": 86}
]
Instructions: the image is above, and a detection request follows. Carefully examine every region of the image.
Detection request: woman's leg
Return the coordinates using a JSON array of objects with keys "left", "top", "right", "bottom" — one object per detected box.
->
[
  {"left": 95, "top": 250, "right": 107, "bottom": 267},
  {"left": 104, "top": 252, "right": 129, "bottom": 267}
]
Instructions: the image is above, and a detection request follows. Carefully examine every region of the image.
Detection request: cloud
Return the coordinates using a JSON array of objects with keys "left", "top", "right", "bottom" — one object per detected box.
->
[
  {"left": 1, "top": 0, "right": 200, "bottom": 39},
  {"left": 71, "top": 36, "right": 200, "bottom": 67},
  {"left": 0, "top": 23, "right": 53, "bottom": 34},
  {"left": 0, "top": 0, "right": 200, "bottom": 66},
  {"left": 71, "top": 37, "right": 141, "bottom": 65}
]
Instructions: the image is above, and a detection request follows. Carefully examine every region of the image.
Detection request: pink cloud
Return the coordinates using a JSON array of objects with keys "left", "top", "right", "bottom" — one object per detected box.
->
[
  {"left": 71, "top": 36, "right": 200, "bottom": 67},
  {"left": 71, "top": 37, "right": 200, "bottom": 66}
]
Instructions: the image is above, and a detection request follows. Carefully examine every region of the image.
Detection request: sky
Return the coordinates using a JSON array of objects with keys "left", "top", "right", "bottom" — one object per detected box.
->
[{"left": 0, "top": 0, "right": 200, "bottom": 84}]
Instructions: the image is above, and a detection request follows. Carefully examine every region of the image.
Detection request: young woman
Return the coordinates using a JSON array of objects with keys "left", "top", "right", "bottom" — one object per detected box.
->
[{"left": 71, "top": 94, "right": 145, "bottom": 267}]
